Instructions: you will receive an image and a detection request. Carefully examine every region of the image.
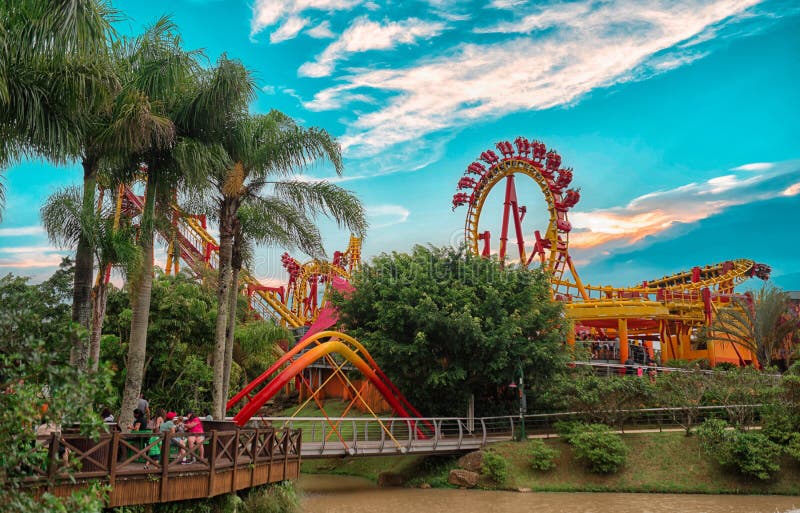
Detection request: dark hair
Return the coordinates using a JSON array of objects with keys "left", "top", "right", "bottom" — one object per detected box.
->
[
  {"left": 133, "top": 408, "right": 142, "bottom": 416},
  {"left": 101, "top": 407, "right": 111, "bottom": 418},
  {"left": 156, "top": 408, "right": 166, "bottom": 420}
]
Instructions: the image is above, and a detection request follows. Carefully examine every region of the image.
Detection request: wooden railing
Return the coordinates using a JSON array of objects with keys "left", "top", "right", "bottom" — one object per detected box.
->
[{"left": 15, "top": 427, "right": 301, "bottom": 508}]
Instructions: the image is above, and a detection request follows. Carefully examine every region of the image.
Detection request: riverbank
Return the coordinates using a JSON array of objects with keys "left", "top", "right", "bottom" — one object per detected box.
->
[{"left": 301, "top": 431, "right": 800, "bottom": 495}]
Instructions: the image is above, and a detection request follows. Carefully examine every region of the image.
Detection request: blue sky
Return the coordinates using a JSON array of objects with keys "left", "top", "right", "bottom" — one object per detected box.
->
[{"left": 2, "top": 0, "right": 799, "bottom": 290}]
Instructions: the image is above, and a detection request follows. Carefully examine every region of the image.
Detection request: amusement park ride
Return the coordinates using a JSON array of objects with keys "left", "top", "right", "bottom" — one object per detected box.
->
[
  {"left": 104, "top": 135, "right": 770, "bottom": 430},
  {"left": 452, "top": 137, "right": 771, "bottom": 367}
]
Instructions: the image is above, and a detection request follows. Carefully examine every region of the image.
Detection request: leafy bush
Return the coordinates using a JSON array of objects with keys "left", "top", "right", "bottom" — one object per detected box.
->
[
  {"left": 243, "top": 482, "right": 300, "bottom": 513},
  {"left": 480, "top": 451, "right": 509, "bottom": 484},
  {"left": 553, "top": 420, "right": 585, "bottom": 442},
  {"left": 760, "top": 403, "right": 796, "bottom": 444},
  {"left": 696, "top": 419, "right": 782, "bottom": 480},
  {"left": 527, "top": 439, "right": 559, "bottom": 471},
  {"left": 569, "top": 424, "right": 627, "bottom": 474},
  {"left": 784, "top": 433, "right": 800, "bottom": 464}
]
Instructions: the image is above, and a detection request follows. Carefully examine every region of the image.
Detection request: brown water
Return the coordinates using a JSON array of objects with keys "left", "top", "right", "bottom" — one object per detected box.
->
[{"left": 299, "top": 475, "right": 800, "bottom": 513}]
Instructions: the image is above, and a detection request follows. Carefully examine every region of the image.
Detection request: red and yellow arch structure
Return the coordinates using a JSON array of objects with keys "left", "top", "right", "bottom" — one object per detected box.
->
[
  {"left": 227, "top": 329, "right": 430, "bottom": 439},
  {"left": 453, "top": 137, "right": 771, "bottom": 366}
]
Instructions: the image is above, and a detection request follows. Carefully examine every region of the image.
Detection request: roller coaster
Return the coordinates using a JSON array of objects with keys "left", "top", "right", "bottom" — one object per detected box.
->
[
  {"left": 452, "top": 137, "right": 771, "bottom": 367},
  {"left": 104, "top": 135, "right": 772, "bottom": 431},
  {"left": 105, "top": 183, "right": 361, "bottom": 328}
]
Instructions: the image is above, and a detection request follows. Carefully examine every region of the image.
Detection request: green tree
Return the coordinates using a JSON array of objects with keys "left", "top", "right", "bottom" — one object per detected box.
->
[
  {"left": 332, "top": 245, "right": 568, "bottom": 416},
  {"left": 546, "top": 370, "right": 655, "bottom": 427},
  {"left": 656, "top": 364, "right": 712, "bottom": 434},
  {"left": 0, "top": 265, "right": 115, "bottom": 513},
  {"left": 101, "top": 271, "right": 217, "bottom": 413},
  {"left": 230, "top": 319, "right": 288, "bottom": 394},
  {"left": 706, "top": 284, "right": 799, "bottom": 368}
]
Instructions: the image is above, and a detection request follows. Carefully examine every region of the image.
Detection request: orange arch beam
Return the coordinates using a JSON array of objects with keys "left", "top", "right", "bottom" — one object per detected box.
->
[
  {"left": 232, "top": 341, "right": 413, "bottom": 426},
  {"left": 227, "top": 330, "right": 378, "bottom": 411}
]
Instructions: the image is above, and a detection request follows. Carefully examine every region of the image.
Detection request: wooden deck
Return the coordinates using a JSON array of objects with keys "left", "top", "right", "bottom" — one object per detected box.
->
[{"left": 19, "top": 427, "right": 301, "bottom": 507}]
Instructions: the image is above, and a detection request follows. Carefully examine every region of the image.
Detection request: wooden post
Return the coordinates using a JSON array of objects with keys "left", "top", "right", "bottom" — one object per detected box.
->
[
  {"left": 296, "top": 429, "right": 302, "bottom": 474},
  {"left": 160, "top": 432, "right": 171, "bottom": 502},
  {"left": 47, "top": 432, "right": 60, "bottom": 482},
  {"left": 207, "top": 430, "right": 218, "bottom": 497},
  {"left": 266, "top": 430, "right": 273, "bottom": 483},
  {"left": 231, "top": 430, "right": 240, "bottom": 492},
  {"left": 282, "top": 430, "right": 289, "bottom": 480},
  {"left": 250, "top": 428, "right": 258, "bottom": 488},
  {"left": 108, "top": 431, "right": 120, "bottom": 493}
]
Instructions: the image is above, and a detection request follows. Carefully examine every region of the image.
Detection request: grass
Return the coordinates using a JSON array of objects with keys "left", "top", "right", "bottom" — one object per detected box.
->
[{"left": 303, "top": 431, "right": 800, "bottom": 495}]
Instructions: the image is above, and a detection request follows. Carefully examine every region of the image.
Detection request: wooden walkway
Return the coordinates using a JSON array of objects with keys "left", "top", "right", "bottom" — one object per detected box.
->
[{"left": 20, "top": 427, "right": 301, "bottom": 508}]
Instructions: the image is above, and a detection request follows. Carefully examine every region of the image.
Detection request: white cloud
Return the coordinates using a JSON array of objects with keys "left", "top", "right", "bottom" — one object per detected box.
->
[
  {"left": 299, "top": 17, "right": 447, "bottom": 78},
  {"left": 261, "top": 85, "right": 276, "bottom": 94},
  {"left": 0, "top": 225, "right": 45, "bottom": 236},
  {"left": 732, "top": 162, "right": 774, "bottom": 172},
  {"left": 568, "top": 160, "right": 800, "bottom": 253},
  {"left": 307, "top": 20, "right": 335, "bottom": 38},
  {"left": 250, "top": 0, "right": 363, "bottom": 39},
  {"left": 270, "top": 15, "right": 310, "bottom": 43},
  {"left": 367, "top": 204, "right": 410, "bottom": 228},
  {"left": 306, "top": 0, "right": 765, "bottom": 155},
  {"left": 782, "top": 183, "right": 800, "bottom": 196}
]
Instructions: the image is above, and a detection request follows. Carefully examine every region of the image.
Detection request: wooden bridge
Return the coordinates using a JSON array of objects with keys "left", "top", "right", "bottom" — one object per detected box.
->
[{"left": 20, "top": 426, "right": 301, "bottom": 508}]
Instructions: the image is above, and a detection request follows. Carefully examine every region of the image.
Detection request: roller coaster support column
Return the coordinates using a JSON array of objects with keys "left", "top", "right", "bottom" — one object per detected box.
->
[{"left": 618, "top": 318, "right": 629, "bottom": 364}]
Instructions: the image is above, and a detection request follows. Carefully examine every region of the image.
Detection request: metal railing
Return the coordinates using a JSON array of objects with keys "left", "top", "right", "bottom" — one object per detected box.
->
[
  {"left": 250, "top": 404, "right": 762, "bottom": 458},
  {"left": 251, "top": 416, "right": 515, "bottom": 457}
]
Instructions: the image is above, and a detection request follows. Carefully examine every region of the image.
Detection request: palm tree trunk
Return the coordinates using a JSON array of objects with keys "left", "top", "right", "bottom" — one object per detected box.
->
[
  {"left": 212, "top": 199, "right": 235, "bottom": 419},
  {"left": 88, "top": 280, "right": 109, "bottom": 371},
  {"left": 119, "top": 174, "right": 158, "bottom": 430},
  {"left": 70, "top": 157, "right": 98, "bottom": 370},
  {"left": 222, "top": 224, "right": 242, "bottom": 403}
]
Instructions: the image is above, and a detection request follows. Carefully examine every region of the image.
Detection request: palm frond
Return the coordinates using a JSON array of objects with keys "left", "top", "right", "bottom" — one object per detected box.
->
[
  {"left": 270, "top": 180, "right": 367, "bottom": 236},
  {"left": 238, "top": 197, "right": 326, "bottom": 259}
]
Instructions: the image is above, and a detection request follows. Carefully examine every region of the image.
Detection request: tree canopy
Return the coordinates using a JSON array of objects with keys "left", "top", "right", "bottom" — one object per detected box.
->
[{"left": 332, "top": 245, "right": 569, "bottom": 416}]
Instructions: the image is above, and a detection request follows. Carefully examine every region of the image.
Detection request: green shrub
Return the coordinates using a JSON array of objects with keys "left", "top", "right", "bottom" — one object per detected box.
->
[
  {"left": 784, "top": 433, "right": 800, "bottom": 463},
  {"left": 243, "top": 482, "right": 300, "bottom": 513},
  {"left": 696, "top": 419, "right": 782, "bottom": 480},
  {"left": 569, "top": 424, "right": 627, "bottom": 474},
  {"left": 480, "top": 451, "right": 508, "bottom": 484},
  {"left": 527, "top": 439, "right": 559, "bottom": 471},
  {"left": 760, "top": 404, "right": 795, "bottom": 444},
  {"left": 553, "top": 420, "right": 585, "bottom": 443}
]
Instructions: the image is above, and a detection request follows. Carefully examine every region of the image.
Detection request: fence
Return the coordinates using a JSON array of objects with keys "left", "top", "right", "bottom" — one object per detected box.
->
[{"left": 14, "top": 426, "right": 301, "bottom": 508}]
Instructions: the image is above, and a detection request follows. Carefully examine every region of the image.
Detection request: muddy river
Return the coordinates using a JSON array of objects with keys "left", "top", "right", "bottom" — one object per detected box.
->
[{"left": 298, "top": 474, "right": 799, "bottom": 513}]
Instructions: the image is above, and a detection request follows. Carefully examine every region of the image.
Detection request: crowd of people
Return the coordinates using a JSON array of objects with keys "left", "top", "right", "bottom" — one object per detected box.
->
[{"left": 100, "top": 394, "right": 213, "bottom": 465}]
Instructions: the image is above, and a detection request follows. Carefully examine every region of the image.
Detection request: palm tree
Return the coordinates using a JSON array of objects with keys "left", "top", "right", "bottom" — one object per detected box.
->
[
  {"left": 111, "top": 18, "right": 208, "bottom": 430},
  {"left": 64, "top": 28, "right": 176, "bottom": 370},
  {"left": 0, "top": 0, "right": 116, "bottom": 217},
  {"left": 116, "top": 27, "right": 262, "bottom": 429},
  {"left": 40, "top": 185, "right": 141, "bottom": 370},
  {"left": 206, "top": 111, "right": 367, "bottom": 418},
  {"left": 708, "top": 284, "right": 800, "bottom": 368}
]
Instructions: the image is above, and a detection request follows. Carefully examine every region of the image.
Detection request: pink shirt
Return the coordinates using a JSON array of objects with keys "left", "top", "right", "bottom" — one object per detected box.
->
[{"left": 185, "top": 417, "right": 204, "bottom": 434}]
